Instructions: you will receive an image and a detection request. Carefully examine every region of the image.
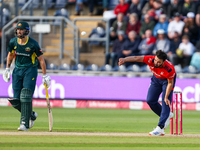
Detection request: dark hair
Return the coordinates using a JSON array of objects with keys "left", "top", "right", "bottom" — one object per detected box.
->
[
  {"left": 156, "top": 50, "right": 167, "bottom": 61},
  {"left": 182, "top": 34, "right": 189, "bottom": 40},
  {"left": 154, "top": 0, "right": 162, "bottom": 4}
]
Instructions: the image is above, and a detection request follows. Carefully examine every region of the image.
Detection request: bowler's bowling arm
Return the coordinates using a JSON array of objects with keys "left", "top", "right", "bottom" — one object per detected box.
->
[{"left": 124, "top": 56, "right": 144, "bottom": 63}]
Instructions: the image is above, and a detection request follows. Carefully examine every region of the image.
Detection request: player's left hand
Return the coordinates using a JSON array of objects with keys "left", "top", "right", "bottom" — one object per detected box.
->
[
  {"left": 43, "top": 74, "right": 51, "bottom": 88},
  {"left": 165, "top": 98, "right": 171, "bottom": 108}
]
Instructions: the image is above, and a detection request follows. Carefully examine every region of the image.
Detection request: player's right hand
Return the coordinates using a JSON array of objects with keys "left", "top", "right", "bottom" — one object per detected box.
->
[
  {"left": 118, "top": 58, "right": 125, "bottom": 66},
  {"left": 165, "top": 98, "right": 171, "bottom": 108},
  {"left": 3, "top": 68, "right": 11, "bottom": 82},
  {"left": 43, "top": 74, "right": 51, "bottom": 88}
]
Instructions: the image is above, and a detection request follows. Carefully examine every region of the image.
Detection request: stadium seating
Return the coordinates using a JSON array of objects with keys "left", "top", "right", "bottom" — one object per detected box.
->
[
  {"left": 72, "top": 64, "right": 85, "bottom": 71},
  {"left": 89, "top": 27, "right": 105, "bottom": 46},
  {"left": 99, "top": 64, "right": 112, "bottom": 71},
  {"left": 174, "top": 65, "right": 183, "bottom": 73},
  {"left": 113, "top": 65, "right": 126, "bottom": 72},
  {"left": 85, "top": 64, "right": 99, "bottom": 71},
  {"left": 46, "top": 63, "right": 58, "bottom": 70},
  {"left": 141, "top": 65, "right": 151, "bottom": 72},
  {"left": 58, "top": 63, "right": 70, "bottom": 70},
  {"left": 53, "top": 8, "right": 69, "bottom": 26},
  {"left": 54, "top": 8, "right": 68, "bottom": 18},
  {"left": 182, "top": 66, "right": 198, "bottom": 74},
  {"left": 0, "top": 8, "right": 10, "bottom": 28},
  {"left": 127, "top": 64, "right": 141, "bottom": 72}
]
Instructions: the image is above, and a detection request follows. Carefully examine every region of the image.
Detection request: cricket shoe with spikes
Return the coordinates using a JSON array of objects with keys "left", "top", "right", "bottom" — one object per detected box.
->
[
  {"left": 164, "top": 112, "right": 173, "bottom": 129},
  {"left": 149, "top": 126, "right": 165, "bottom": 136},
  {"left": 18, "top": 124, "right": 29, "bottom": 131},
  {"left": 29, "top": 112, "right": 38, "bottom": 129}
]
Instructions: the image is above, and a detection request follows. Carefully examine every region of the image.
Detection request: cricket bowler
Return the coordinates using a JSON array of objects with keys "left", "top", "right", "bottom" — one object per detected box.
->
[
  {"left": 3, "top": 21, "right": 51, "bottom": 131},
  {"left": 119, "top": 50, "right": 176, "bottom": 136}
]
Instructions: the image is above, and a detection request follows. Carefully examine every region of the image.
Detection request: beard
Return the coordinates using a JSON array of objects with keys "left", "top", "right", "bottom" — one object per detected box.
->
[
  {"left": 154, "top": 63, "right": 163, "bottom": 68},
  {"left": 17, "top": 34, "right": 25, "bottom": 39},
  {"left": 16, "top": 30, "right": 28, "bottom": 39},
  {"left": 17, "top": 32, "right": 25, "bottom": 39}
]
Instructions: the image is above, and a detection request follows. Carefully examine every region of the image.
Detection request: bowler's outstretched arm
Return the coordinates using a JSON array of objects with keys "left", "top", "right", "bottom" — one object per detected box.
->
[{"left": 119, "top": 56, "right": 144, "bottom": 66}]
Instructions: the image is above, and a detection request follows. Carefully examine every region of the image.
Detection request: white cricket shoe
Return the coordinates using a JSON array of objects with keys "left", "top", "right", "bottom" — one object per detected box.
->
[
  {"left": 18, "top": 124, "right": 29, "bottom": 131},
  {"left": 149, "top": 126, "right": 165, "bottom": 136},
  {"left": 164, "top": 112, "right": 173, "bottom": 129},
  {"left": 29, "top": 112, "right": 38, "bottom": 129}
]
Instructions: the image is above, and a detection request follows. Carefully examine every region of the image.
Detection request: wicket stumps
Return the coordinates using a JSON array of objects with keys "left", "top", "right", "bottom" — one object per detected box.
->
[{"left": 171, "top": 91, "right": 182, "bottom": 135}]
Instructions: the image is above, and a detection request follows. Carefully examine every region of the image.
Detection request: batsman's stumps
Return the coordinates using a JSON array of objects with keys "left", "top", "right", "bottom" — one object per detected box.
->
[{"left": 171, "top": 91, "right": 182, "bottom": 135}]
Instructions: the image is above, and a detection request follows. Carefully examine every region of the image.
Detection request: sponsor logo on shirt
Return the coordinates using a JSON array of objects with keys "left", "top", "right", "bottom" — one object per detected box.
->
[
  {"left": 15, "top": 52, "right": 30, "bottom": 57},
  {"left": 152, "top": 71, "right": 162, "bottom": 77},
  {"left": 14, "top": 46, "right": 17, "bottom": 49},
  {"left": 25, "top": 47, "right": 31, "bottom": 52},
  {"left": 148, "top": 58, "right": 152, "bottom": 63},
  {"left": 149, "top": 66, "right": 161, "bottom": 77},
  {"left": 150, "top": 66, "right": 154, "bottom": 69}
]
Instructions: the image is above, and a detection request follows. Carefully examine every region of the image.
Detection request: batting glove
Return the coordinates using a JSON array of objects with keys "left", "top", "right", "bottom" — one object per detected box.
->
[
  {"left": 3, "top": 68, "right": 11, "bottom": 82},
  {"left": 43, "top": 74, "right": 51, "bottom": 88}
]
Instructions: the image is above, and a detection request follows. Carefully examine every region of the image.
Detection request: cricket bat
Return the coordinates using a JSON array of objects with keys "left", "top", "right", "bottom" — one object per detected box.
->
[{"left": 45, "top": 84, "right": 53, "bottom": 132}]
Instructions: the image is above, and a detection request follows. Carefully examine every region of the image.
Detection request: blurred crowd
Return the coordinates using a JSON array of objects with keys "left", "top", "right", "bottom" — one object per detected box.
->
[
  {"left": 103, "top": 0, "right": 200, "bottom": 70},
  {"left": 1, "top": 0, "right": 200, "bottom": 71}
]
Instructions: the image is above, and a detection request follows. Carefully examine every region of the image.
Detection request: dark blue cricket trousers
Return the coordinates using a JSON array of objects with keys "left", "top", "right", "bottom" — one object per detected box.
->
[{"left": 146, "top": 74, "right": 176, "bottom": 126}]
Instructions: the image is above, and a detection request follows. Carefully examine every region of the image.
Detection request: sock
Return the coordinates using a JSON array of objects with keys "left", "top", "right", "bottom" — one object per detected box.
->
[{"left": 158, "top": 125, "right": 164, "bottom": 129}]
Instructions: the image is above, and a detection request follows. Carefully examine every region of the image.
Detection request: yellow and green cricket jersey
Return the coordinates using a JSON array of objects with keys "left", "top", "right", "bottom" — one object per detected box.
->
[{"left": 7, "top": 36, "right": 43, "bottom": 68}]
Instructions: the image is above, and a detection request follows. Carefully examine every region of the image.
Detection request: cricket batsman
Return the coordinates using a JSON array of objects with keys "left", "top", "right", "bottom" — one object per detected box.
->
[
  {"left": 3, "top": 21, "right": 51, "bottom": 131},
  {"left": 119, "top": 50, "right": 176, "bottom": 136}
]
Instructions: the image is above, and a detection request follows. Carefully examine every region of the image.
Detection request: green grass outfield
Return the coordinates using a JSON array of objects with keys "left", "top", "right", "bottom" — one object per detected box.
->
[{"left": 0, "top": 106, "right": 200, "bottom": 150}]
